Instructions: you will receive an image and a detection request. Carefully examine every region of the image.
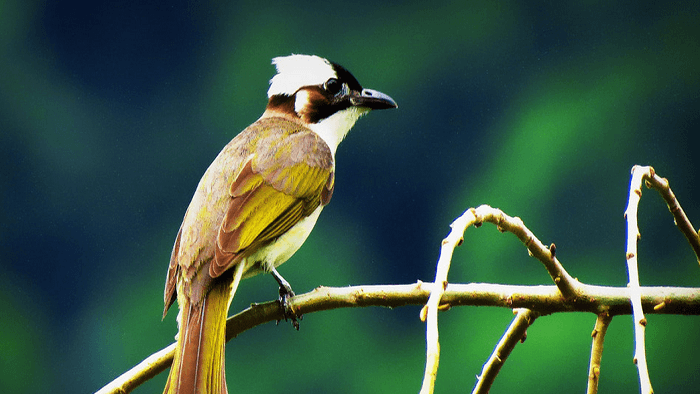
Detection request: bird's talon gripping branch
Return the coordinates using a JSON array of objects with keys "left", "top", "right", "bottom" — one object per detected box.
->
[
  {"left": 272, "top": 266, "right": 302, "bottom": 330},
  {"left": 278, "top": 288, "right": 301, "bottom": 330}
]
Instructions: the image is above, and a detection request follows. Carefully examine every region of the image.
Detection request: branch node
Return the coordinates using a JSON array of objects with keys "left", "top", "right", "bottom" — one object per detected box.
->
[
  {"left": 419, "top": 305, "right": 428, "bottom": 322},
  {"left": 524, "top": 234, "right": 534, "bottom": 247}
]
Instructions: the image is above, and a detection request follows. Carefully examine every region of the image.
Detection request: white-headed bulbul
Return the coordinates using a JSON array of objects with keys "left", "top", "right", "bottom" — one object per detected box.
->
[{"left": 162, "top": 54, "right": 397, "bottom": 394}]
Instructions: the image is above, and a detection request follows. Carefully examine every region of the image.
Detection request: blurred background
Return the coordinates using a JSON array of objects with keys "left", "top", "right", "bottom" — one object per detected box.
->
[{"left": 1, "top": 1, "right": 699, "bottom": 393}]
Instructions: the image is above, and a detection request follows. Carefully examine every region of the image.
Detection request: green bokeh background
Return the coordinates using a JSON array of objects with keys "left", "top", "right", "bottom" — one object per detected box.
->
[{"left": 1, "top": 1, "right": 699, "bottom": 393}]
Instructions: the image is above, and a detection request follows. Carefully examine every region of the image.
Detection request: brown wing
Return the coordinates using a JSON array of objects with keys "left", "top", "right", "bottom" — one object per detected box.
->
[
  {"left": 211, "top": 125, "right": 334, "bottom": 277},
  {"left": 163, "top": 223, "right": 183, "bottom": 317}
]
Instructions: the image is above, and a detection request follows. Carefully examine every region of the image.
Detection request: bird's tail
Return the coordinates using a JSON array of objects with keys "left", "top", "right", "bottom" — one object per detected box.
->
[{"left": 163, "top": 263, "right": 245, "bottom": 394}]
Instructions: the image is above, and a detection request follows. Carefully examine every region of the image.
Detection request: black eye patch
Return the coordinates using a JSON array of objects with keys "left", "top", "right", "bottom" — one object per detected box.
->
[
  {"left": 330, "top": 62, "right": 363, "bottom": 92},
  {"left": 324, "top": 78, "right": 342, "bottom": 95},
  {"left": 296, "top": 86, "right": 353, "bottom": 124}
]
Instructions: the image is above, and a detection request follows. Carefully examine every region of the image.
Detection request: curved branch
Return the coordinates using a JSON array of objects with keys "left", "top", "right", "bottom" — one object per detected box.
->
[
  {"left": 640, "top": 166, "right": 700, "bottom": 264},
  {"left": 416, "top": 204, "right": 585, "bottom": 393},
  {"left": 469, "top": 205, "right": 583, "bottom": 299},
  {"left": 96, "top": 283, "right": 700, "bottom": 394},
  {"left": 420, "top": 208, "right": 475, "bottom": 394}
]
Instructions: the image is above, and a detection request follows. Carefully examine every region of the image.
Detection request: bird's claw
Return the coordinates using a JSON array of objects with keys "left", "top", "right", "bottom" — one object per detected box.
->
[{"left": 277, "top": 285, "right": 302, "bottom": 330}]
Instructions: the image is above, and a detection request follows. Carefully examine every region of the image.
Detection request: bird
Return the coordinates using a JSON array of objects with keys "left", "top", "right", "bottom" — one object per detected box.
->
[{"left": 161, "top": 54, "right": 397, "bottom": 394}]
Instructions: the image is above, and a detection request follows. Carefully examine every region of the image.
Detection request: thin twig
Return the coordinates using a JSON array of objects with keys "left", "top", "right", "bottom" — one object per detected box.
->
[
  {"left": 470, "top": 205, "right": 582, "bottom": 299},
  {"left": 472, "top": 308, "right": 540, "bottom": 394},
  {"left": 625, "top": 165, "right": 654, "bottom": 394},
  {"left": 587, "top": 312, "right": 613, "bottom": 394},
  {"left": 641, "top": 166, "right": 700, "bottom": 265},
  {"left": 95, "top": 283, "right": 700, "bottom": 394},
  {"left": 419, "top": 208, "right": 476, "bottom": 394}
]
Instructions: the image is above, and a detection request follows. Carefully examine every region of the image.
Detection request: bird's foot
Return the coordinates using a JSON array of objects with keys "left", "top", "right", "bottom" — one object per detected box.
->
[
  {"left": 277, "top": 284, "right": 302, "bottom": 330},
  {"left": 271, "top": 266, "right": 303, "bottom": 330}
]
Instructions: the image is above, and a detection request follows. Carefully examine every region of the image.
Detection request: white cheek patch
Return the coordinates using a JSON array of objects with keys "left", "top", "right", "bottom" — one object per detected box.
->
[{"left": 294, "top": 89, "right": 310, "bottom": 115}]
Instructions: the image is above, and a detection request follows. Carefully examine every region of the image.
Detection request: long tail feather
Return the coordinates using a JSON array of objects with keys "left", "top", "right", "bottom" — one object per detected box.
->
[{"left": 164, "top": 263, "right": 245, "bottom": 394}]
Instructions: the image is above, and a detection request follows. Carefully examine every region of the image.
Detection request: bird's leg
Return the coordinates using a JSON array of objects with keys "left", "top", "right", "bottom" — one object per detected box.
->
[{"left": 270, "top": 266, "right": 302, "bottom": 330}]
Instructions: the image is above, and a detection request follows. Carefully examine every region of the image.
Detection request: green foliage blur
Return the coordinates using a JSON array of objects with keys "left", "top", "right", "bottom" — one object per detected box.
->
[{"left": 1, "top": 1, "right": 699, "bottom": 393}]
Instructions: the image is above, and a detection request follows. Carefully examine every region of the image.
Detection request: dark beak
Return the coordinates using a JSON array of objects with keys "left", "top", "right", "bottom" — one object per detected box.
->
[{"left": 350, "top": 88, "right": 398, "bottom": 110}]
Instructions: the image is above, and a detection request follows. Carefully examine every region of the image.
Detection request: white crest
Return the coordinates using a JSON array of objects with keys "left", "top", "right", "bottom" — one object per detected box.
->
[{"left": 267, "top": 54, "right": 338, "bottom": 97}]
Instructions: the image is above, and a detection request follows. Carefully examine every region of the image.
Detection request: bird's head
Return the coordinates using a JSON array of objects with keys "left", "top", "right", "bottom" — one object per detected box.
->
[{"left": 264, "top": 54, "right": 397, "bottom": 154}]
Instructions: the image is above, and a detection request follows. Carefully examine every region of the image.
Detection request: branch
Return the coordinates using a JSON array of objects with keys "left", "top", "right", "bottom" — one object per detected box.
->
[
  {"left": 467, "top": 205, "right": 583, "bottom": 299},
  {"left": 625, "top": 166, "right": 654, "bottom": 394},
  {"left": 95, "top": 344, "right": 175, "bottom": 394},
  {"left": 639, "top": 166, "right": 700, "bottom": 264},
  {"left": 587, "top": 312, "right": 613, "bottom": 394},
  {"left": 417, "top": 204, "right": 586, "bottom": 393},
  {"left": 96, "top": 165, "right": 699, "bottom": 394},
  {"left": 419, "top": 208, "right": 475, "bottom": 394},
  {"left": 472, "top": 308, "right": 540, "bottom": 394},
  {"left": 96, "top": 283, "right": 700, "bottom": 394}
]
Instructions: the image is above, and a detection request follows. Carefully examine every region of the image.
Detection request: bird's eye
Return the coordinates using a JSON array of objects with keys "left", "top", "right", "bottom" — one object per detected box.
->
[{"left": 324, "top": 78, "right": 342, "bottom": 95}]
